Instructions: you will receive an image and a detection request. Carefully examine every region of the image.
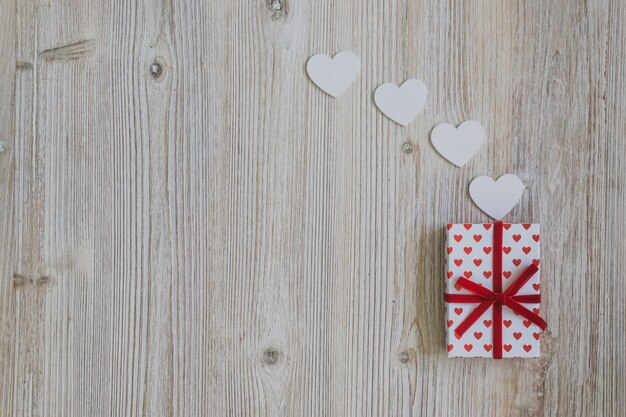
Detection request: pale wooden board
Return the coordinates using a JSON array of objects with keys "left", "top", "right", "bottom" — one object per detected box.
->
[{"left": 0, "top": 0, "right": 625, "bottom": 416}]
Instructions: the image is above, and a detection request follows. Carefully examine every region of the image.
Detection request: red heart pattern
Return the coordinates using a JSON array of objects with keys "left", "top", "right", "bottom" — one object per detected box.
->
[{"left": 445, "top": 223, "right": 541, "bottom": 357}]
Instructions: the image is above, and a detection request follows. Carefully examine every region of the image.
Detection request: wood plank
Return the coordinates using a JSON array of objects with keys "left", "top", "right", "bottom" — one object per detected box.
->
[{"left": 0, "top": 0, "right": 624, "bottom": 416}]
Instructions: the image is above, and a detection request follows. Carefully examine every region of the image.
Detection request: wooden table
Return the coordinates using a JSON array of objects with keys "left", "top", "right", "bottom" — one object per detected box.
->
[{"left": 1, "top": 1, "right": 624, "bottom": 416}]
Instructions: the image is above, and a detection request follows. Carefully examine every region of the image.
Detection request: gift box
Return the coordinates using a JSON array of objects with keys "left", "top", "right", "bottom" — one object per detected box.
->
[{"left": 444, "top": 221, "right": 546, "bottom": 358}]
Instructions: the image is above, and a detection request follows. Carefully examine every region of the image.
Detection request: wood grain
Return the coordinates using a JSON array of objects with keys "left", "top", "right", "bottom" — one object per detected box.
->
[{"left": 1, "top": 0, "right": 624, "bottom": 416}]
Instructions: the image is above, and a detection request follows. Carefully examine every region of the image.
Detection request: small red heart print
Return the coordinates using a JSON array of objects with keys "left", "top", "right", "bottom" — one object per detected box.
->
[
  {"left": 503, "top": 271, "right": 512, "bottom": 279},
  {"left": 532, "top": 234, "right": 540, "bottom": 242},
  {"left": 522, "top": 247, "right": 531, "bottom": 254},
  {"left": 503, "top": 247, "right": 512, "bottom": 254},
  {"left": 533, "top": 332, "right": 540, "bottom": 340},
  {"left": 473, "top": 259, "right": 482, "bottom": 266},
  {"left": 483, "top": 247, "right": 492, "bottom": 254},
  {"left": 473, "top": 235, "right": 482, "bottom": 242},
  {"left": 532, "top": 308, "right": 540, "bottom": 314},
  {"left": 513, "top": 332, "right": 522, "bottom": 340},
  {"left": 464, "top": 344, "right": 473, "bottom": 352},
  {"left": 503, "top": 224, "right": 512, "bottom": 230},
  {"left": 454, "top": 259, "right": 463, "bottom": 266},
  {"left": 448, "top": 247, "right": 453, "bottom": 254},
  {"left": 447, "top": 320, "right": 454, "bottom": 328},
  {"left": 447, "top": 271, "right": 453, "bottom": 279},
  {"left": 447, "top": 224, "right": 453, "bottom": 230},
  {"left": 474, "top": 332, "right": 483, "bottom": 340},
  {"left": 523, "top": 224, "right": 531, "bottom": 230},
  {"left": 513, "top": 259, "right": 522, "bottom": 266},
  {"left": 464, "top": 247, "right": 472, "bottom": 254},
  {"left": 464, "top": 224, "right": 472, "bottom": 230},
  {"left": 448, "top": 344, "right": 453, "bottom": 352},
  {"left": 484, "top": 344, "right": 493, "bottom": 352},
  {"left": 503, "top": 344, "right": 512, "bottom": 352},
  {"left": 503, "top": 320, "right": 512, "bottom": 328},
  {"left": 523, "top": 344, "right": 532, "bottom": 352},
  {"left": 532, "top": 259, "right": 540, "bottom": 266},
  {"left": 483, "top": 271, "right": 492, "bottom": 278},
  {"left": 454, "top": 308, "right": 463, "bottom": 315},
  {"left": 454, "top": 235, "right": 462, "bottom": 242},
  {"left": 483, "top": 224, "right": 492, "bottom": 230},
  {"left": 512, "top": 234, "right": 522, "bottom": 242},
  {"left": 463, "top": 271, "right": 473, "bottom": 278},
  {"left": 523, "top": 320, "right": 532, "bottom": 328},
  {"left": 483, "top": 320, "right": 492, "bottom": 327},
  {"left": 455, "top": 333, "right": 462, "bottom": 340},
  {"left": 532, "top": 283, "right": 540, "bottom": 291},
  {"left": 454, "top": 282, "right": 463, "bottom": 291}
]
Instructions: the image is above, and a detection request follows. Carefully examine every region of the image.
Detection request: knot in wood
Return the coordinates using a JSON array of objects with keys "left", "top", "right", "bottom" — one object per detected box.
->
[
  {"left": 267, "top": 0, "right": 288, "bottom": 19},
  {"left": 12, "top": 273, "right": 30, "bottom": 287},
  {"left": 150, "top": 62, "right": 162, "bottom": 78},
  {"left": 262, "top": 348, "right": 281, "bottom": 365},
  {"left": 401, "top": 142, "right": 414, "bottom": 154}
]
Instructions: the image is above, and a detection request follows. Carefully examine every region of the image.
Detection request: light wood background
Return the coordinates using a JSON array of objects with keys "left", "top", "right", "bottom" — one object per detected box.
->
[{"left": 1, "top": 0, "right": 624, "bottom": 416}]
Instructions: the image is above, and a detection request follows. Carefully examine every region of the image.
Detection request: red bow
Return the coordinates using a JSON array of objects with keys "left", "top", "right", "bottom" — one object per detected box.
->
[{"left": 444, "top": 221, "right": 547, "bottom": 358}]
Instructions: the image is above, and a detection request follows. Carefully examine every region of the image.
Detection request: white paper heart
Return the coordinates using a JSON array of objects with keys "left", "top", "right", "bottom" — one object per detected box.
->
[
  {"left": 469, "top": 174, "right": 525, "bottom": 220},
  {"left": 306, "top": 51, "right": 360, "bottom": 97},
  {"left": 431, "top": 121, "right": 486, "bottom": 167},
  {"left": 373, "top": 79, "right": 427, "bottom": 126}
]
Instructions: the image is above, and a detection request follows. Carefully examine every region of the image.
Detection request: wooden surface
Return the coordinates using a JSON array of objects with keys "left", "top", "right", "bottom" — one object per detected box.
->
[{"left": 1, "top": 1, "right": 625, "bottom": 416}]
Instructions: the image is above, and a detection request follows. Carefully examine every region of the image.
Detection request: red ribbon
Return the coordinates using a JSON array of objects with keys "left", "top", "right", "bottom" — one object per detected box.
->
[{"left": 444, "top": 221, "right": 547, "bottom": 358}]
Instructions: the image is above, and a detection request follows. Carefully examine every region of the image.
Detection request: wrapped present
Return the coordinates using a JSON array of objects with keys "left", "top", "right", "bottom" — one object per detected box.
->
[{"left": 444, "top": 221, "right": 546, "bottom": 358}]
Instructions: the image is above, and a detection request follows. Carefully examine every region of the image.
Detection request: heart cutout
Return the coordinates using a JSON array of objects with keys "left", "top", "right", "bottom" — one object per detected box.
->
[
  {"left": 431, "top": 121, "right": 486, "bottom": 167},
  {"left": 306, "top": 52, "right": 360, "bottom": 97},
  {"left": 469, "top": 174, "right": 525, "bottom": 220},
  {"left": 374, "top": 79, "right": 427, "bottom": 126}
]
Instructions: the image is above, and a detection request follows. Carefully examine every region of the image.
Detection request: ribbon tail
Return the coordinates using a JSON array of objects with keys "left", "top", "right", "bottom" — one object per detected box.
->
[
  {"left": 453, "top": 301, "right": 493, "bottom": 338},
  {"left": 505, "top": 298, "right": 547, "bottom": 331}
]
